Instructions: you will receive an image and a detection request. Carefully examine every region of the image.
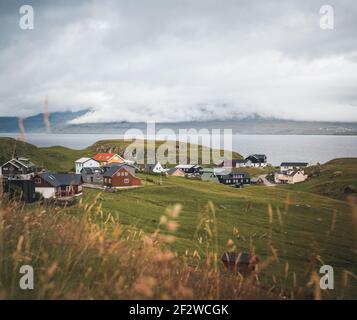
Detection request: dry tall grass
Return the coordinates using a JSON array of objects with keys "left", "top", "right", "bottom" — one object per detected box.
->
[
  {"left": 0, "top": 193, "right": 355, "bottom": 299},
  {"left": 0, "top": 194, "right": 279, "bottom": 300}
]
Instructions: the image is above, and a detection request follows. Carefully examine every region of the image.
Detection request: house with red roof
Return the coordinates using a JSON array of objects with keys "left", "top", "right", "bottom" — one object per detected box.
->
[{"left": 92, "top": 153, "right": 125, "bottom": 166}]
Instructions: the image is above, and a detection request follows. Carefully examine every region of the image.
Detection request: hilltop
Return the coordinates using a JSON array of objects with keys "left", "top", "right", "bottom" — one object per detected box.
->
[{"left": 0, "top": 137, "right": 242, "bottom": 172}]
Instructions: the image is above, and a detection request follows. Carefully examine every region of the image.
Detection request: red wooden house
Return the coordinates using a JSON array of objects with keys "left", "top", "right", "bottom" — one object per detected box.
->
[{"left": 102, "top": 164, "right": 141, "bottom": 188}]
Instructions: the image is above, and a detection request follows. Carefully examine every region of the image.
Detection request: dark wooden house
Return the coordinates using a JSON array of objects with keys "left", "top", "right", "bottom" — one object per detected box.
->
[
  {"left": 1, "top": 157, "right": 37, "bottom": 203},
  {"left": 1, "top": 157, "right": 36, "bottom": 179},
  {"left": 216, "top": 171, "right": 251, "bottom": 186}
]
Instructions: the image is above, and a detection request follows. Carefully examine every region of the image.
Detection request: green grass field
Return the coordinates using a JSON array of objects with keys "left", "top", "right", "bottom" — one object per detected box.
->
[{"left": 79, "top": 173, "right": 357, "bottom": 297}]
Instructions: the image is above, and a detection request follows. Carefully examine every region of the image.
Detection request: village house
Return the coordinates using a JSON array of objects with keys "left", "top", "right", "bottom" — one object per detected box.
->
[
  {"left": 92, "top": 153, "right": 125, "bottom": 166},
  {"left": 245, "top": 154, "right": 267, "bottom": 167},
  {"left": 200, "top": 168, "right": 219, "bottom": 183},
  {"left": 34, "top": 172, "right": 83, "bottom": 199},
  {"left": 0, "top": 157, "right": 36, "bottom": 179},
  {"left": 81, "top": 167, "right": 103, "bottom": 184},
  {"left": 74, "top": 157, "right": 100, "bottom": 174},
  {"left": 251, "top": 177, "right": 265, "bottom": 184},
  {"left": 280, "top": 162, "right": 309, "bottom": 173},
  {"left": 144, "top": 161, "right": 166, "bottom": 174},
  {"left": 216, "top": 171, "right": 251, "bottom": 186},
  {"left": 167, "top": 167, "right": 186, "bottom": 177},
  {"left": 220, "top": 155, "right": 267, "bottom": 168},
  {"left": 102, "top": 164, "right": 141, "bottom": 189},
  {"left": 175, "top": 164, "right": 202, "bottom": 175},
  {"left": 0, "top": 157, "right": 37, "bottom": 203},
  {"left": 274, "top": 169, "right": 308, "bottom": 184},
  {"left": 220, "top": 159, "right": 251, "bottom": 168},
  {"left": 235, "top": 159, "right": 252, "bottom": 168}
]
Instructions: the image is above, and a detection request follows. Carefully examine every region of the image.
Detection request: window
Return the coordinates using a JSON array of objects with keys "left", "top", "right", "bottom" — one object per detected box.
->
[
  {"left": 124, "top": 178, "right": 129, "bottom": 184},
  {"left": 35, "top": 178, "right": 41, "bottom": 184},
  {"left": 124, "top": 172, "right": 128, "bottom": 176}
]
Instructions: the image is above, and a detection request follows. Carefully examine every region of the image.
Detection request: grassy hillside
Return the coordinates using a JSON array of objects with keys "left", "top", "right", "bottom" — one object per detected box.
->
[
  {"left": 282, "top": 158, "right": 357, "bottom": 200},
  {"left": 0, "top": 137, "right": 241, "bottom": 172},
  {"left": 0, "top": 137, "right": 88, "bottom": 172},
  {"left": 19, "top": 173, "right": 356, "bottom": 299},
  {"left": 1, "top": 137, "right": 356, "bottom": 299}
]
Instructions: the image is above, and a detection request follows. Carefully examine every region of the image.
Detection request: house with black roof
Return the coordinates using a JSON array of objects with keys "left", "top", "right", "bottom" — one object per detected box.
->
[
  {"left": 220, "top": 155, "right": 268, "bottom": 168},
  {"left": 1, "top": 157, "right": 36, "bottom": 180},
  {"left": 175, "top": 164, "right": 202, "bottom": 174},
  {"left": 34, "top": 172, "right": 83, "bottom": 199},
  {"left": 215, "top": 171, "right": 251, "bottom": 187},
  {"left": 0, "top": 157, "right": 37, "bottom": 203},
  {"left": 245, "top": 154, "right": 267, "bottom": 167}
]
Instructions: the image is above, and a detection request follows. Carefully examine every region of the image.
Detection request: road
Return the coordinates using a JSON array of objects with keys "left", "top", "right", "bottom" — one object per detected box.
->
[{"left": 258, "top": 174, "right": 276, "bottom": 187}]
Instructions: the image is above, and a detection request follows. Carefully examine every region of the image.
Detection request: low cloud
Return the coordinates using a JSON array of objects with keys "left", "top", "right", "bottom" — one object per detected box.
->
[{"left": 0, "top": 0, "right": 357, "bottom": 122}]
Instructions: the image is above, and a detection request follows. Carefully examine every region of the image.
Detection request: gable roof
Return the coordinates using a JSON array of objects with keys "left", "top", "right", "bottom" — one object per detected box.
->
[
  {"left": 92, "top": 153, "right": 122, "bottom": 162},
  {"left": 103, "top": 164, "right": 137, "bottom": 177},
  {"left": 280, "top": 162, "right": 308, "bottom": 167},
  {"left": 39, "top": 172, "right": 82, "bottom": 187},
  {"left": 167, "top": 168, "right": 184, "bottom": 174},
  {"left": 246, "top": 154, "right": 267, "bottom": 162},
  {"left": 81, "top": 167, "right": 102, "bottom": 175},
  {"left": 216, "top": 171, "right": 250, "bottom": 179},
  {"left": 15, "top": 157, "right": 36, "bottom": 168},
  {"left": 175, "top": 164, "right": 200, "bottom": 169},
  {"left": 144, "top": 161, "right": 163, "bottom": 170},
  {"left": 1, "top": 158, "right": 36, "bottom": 170},
  {"left": 75, "top": 157, "right": 92, "bottom": 164}
]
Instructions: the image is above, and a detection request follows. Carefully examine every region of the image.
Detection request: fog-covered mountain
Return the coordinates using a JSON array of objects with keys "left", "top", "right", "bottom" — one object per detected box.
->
[{"left": 1, "top": 110, "right": 357, "bottom": 135}]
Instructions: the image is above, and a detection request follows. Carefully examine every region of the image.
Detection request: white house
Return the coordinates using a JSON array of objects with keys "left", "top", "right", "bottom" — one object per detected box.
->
[
  {"left": 274, "top": 169, "right": 308, "bottom": 184},
  {"left": 145, "top": 161, "right": 166, "bottom": 174},
  {"left": 75, "top": 157, "right": 100, "bottom": 174}
]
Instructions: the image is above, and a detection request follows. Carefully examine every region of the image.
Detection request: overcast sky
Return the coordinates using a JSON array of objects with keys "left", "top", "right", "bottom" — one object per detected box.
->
[{"left": 0, "top": 0, "right": 357, "bottom": 123}]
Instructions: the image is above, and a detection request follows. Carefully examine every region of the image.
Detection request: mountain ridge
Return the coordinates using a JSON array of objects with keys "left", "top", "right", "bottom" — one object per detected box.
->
[{"left": 1, "top": 110, "right": 357, "bottom": 135}]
